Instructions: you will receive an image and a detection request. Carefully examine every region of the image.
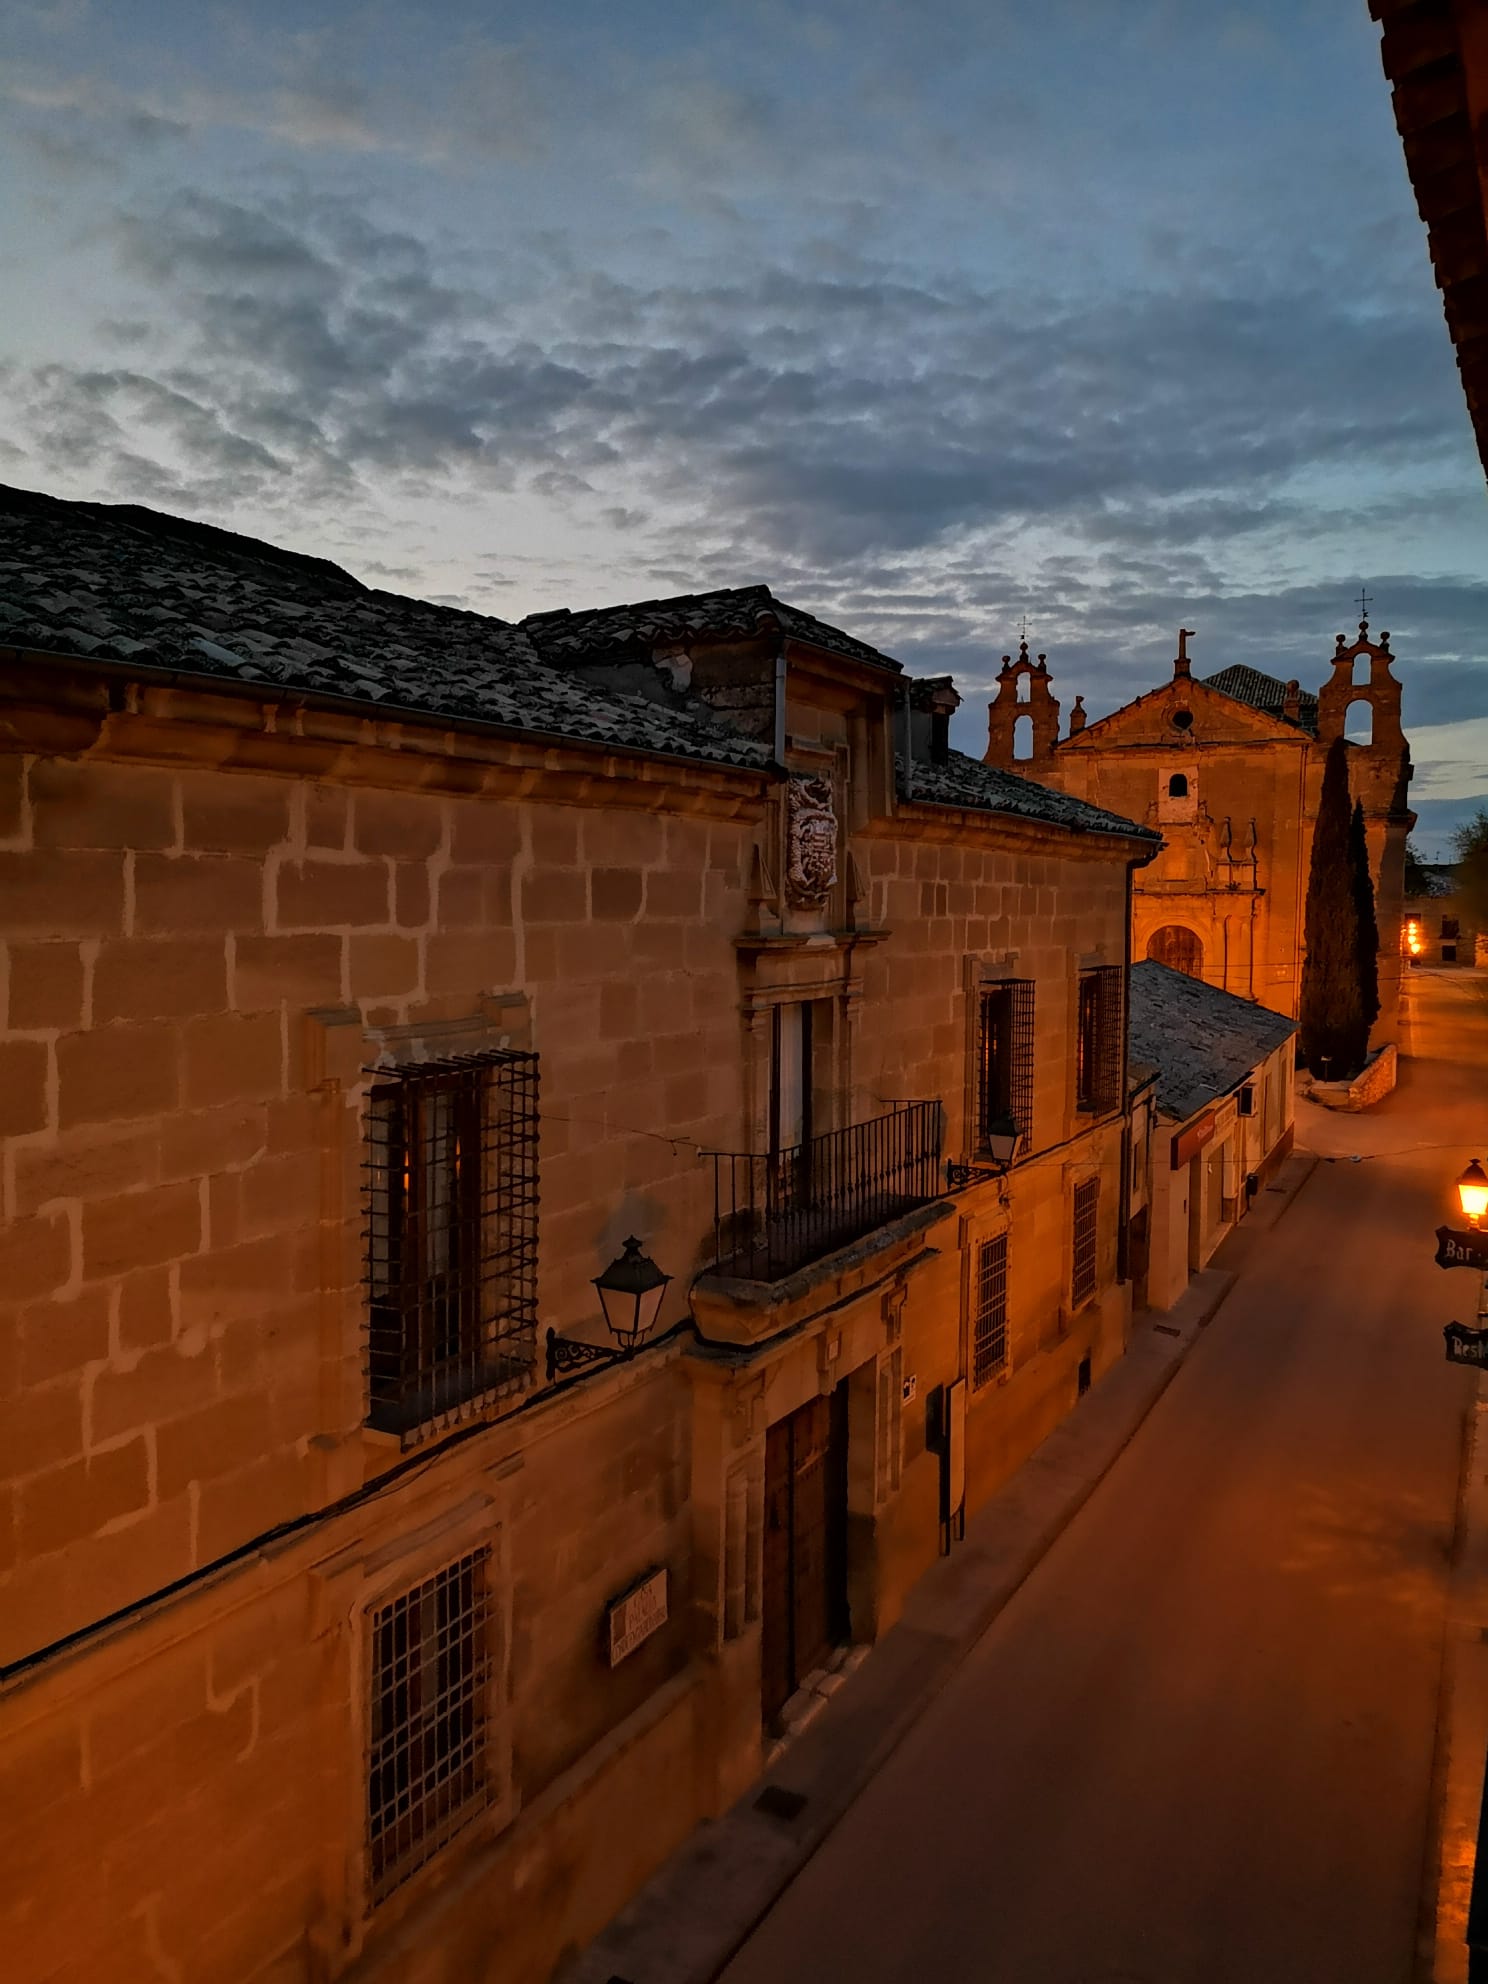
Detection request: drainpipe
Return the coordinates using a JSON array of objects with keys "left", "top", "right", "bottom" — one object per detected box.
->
[{"left": 1117, "top": 855, "right": 1136, "bottom": 1285}]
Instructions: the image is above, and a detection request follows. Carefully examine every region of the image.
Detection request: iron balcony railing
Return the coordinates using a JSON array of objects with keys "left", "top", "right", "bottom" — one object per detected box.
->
[{"left": 708, "top": 1102, "right": 944, "bottom": 1283}]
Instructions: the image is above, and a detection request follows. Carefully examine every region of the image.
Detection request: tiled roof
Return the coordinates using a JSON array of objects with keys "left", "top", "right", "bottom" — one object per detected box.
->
[
  {"left": 1128, "top": 960, "right": 1297, "bottom": 1122},
  {"left": 1203, "top": 664, "right": 1318, "bottom": 734},
  {"left": 898, "top": 749, "right": 1158, "bottom": 842},
  {"left": 523, "top": 585, "right": 901, "bottom": 672},
  {"left": 0, "top": 484, "right": 772, "bottom": 771}
]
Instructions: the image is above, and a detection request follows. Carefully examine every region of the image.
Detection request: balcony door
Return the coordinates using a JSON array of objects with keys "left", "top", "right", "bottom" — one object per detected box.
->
[
  {"left": 770, "top": 1000, "right": 816, "bottom": 1155},
  {"left": 762, "top": 1384, "right": 850, "bottom": 1726}
]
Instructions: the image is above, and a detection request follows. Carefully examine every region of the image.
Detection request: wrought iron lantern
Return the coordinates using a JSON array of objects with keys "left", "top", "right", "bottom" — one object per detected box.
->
[
  {"left": 546, "top": 1237, "right": 671, "bottom": 1380},
  {"left": 947, "top": 1116, "right": 1022, "bottom": 1189},
  {"left": 1457, "top": 1160, "right": 1488, "bottom": 1228}
]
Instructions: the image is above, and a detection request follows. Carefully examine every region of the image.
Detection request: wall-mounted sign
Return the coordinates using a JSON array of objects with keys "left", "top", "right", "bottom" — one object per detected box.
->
[
  {"left": 1436, "top": 1226, "right": 1488, "bottom": 1272},
  {"left": 1171, "top": 1110, "right": 1217, "bottom": 1171},
  {"left": 1445, "top": 1323, "right": 1488, "bottom": 1367},
  {"left": 606, "top": 1567, "right": 668, "bottom": 1666}
]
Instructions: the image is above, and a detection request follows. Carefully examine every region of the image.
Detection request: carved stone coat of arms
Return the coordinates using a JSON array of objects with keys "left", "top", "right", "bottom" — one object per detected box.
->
[{"left": 785, "top": 774, "right": 838, "bottom": 910}]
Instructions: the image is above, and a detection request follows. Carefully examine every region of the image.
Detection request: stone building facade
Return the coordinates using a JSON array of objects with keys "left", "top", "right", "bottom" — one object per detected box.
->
[
  {"left": 0, "top": 488, "right": 1157, "bottom": 1984},
  {"left": 984, "top": 623, "right": 1415, "bottom": 1048}
]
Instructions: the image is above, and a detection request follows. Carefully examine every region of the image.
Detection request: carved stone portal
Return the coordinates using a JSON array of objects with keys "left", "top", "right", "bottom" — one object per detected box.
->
[{"left": 785, "top": 775, "right": 838, "bottom": 910}]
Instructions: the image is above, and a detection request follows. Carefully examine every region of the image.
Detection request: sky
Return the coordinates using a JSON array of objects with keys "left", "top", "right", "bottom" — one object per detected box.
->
[{"left": 1, "top": 0, "right": 1484, "bottom": 854}]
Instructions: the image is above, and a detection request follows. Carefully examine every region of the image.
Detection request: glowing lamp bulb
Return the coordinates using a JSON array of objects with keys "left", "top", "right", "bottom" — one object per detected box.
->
[{"left": 1457, "top": 1160, "right": 1488, "bottom": 1225}]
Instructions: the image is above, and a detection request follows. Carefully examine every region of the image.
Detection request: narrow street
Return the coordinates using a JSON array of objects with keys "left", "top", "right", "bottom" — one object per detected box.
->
[{"left": 722, "top": 969, "right": 1487, "bottom": 1984}]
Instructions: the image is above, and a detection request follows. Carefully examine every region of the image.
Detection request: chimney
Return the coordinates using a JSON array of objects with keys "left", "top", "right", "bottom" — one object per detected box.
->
[
  {"left": 1282, "top": 679, "right": 1300, "bottom": 723},
  {"left": 1068, "top": 694, "right": 1087, "bottom": 736}
]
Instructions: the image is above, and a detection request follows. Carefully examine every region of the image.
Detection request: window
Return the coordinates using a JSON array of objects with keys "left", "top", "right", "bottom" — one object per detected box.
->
[
  {"left": 1076, "top": 967, "right": 1124, "bottom": 1112},
  {"left": 1236, "top": 1082, "right": 1256, "bottom": 1118},
  {"left": 1171, "top": 708, "right": 1193, "bottom": 732},
  {"left": 770, "top": 1002, "right": 816, "bottom": 1154},
  {"left": 1167, "top": 773, "right": 1188, "bottom": 798},
  {"left": 366, "top": 1050, "right": 539, "bottom": 1436},
  {"left": 1443, "top": 916, "right": 1460, "bottom": 940},
  {"left": 368, "top": 1550, "right": 490, "bottom": 1901},
  {"left": 1071, "top": 1178, "right": 1100, "bottom": 1309},
  {"left": 1146, "top": 926, "right": 1203, "bottom": 979},
  {"left": 976, "top": 979, "right": 1035, "bottom": 1153},
  {"left": 971, "top": 1234, "right": 1009, "bottom": 1390}
]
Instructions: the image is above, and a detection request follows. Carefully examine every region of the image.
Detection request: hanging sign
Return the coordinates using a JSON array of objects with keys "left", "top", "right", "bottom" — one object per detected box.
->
[
  {"left": 1436, "top": 1226, "right": 1488, "bottom": 1272},
  {"left": 1444, "top": 1323, "right": 1488, "bottom": 1368},
  {"left": 1171, "top": 1109, "right": 1217, "bottom": 1171},
  {"left": 606, "top": 1567, "right": 668, "bottom": 1666}
]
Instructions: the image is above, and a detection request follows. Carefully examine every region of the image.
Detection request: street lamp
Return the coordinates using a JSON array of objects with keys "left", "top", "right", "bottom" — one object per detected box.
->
[
  {"left": 546, "top": 1236, "right": 672, "bottom": 1380},
  {"left": 947, "top": 1115, "right": 1023, "bottom": 1189},
  {"left": 1458, "top": 1160, "right": 1488, "bottom": 1228}
]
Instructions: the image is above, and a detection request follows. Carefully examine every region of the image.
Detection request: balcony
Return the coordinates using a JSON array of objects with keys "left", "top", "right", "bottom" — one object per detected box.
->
[{"left": 707, "top": 1101, "right": 945, "bottom": 1285}]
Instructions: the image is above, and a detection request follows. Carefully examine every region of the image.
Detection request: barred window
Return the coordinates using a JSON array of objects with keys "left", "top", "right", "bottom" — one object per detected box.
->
[
  {"left": 1071, "top": 1178, "right": 1100, "bottom": 1310},
  {"left": 971, "top": 1234, "right": 1009, "bottom": 1390},
  {"left": 368, "top": 1551, "right": 489, "bottom": 1901},
  {"left": 976, "top": 980, "right": 1035, "bottom": 1153},
  {"left": 366, "top": 1050, "right": 539, "bottom": 1436},
  {"left": 1076, "top": 967, "right": 1124, "bottom": 1113}
]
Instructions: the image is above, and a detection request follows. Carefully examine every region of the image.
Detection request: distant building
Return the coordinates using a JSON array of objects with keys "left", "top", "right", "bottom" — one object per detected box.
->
[
  {"left": 1402, "top": 865, "right": 1486, "bottom": 967},
  {"left": 0, "top": 485, "right": 1158, "bottom": 1983},
  {"left": 1127, "top": 962, "right": 1298, "bottom": 1311},
  {"left": 983, "top": 625, "right": 1414, "bottom": 1048}
]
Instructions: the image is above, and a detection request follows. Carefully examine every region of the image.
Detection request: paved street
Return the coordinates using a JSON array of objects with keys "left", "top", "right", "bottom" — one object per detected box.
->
[{"left": 722, "top": 969, "right": 1487, "bottom": 1984}]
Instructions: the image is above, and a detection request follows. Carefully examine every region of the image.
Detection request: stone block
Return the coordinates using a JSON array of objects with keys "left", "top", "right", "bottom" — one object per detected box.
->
[
  {"left": 425, "top": 930, "right": 517, "bottom": 999},
  {"left": 0, "top": 1038, "right": 49, "bottom": 1137},
  {"left": 450, "top": 802, "right": 521, "bottom": 865},
  {"left": 349, "top": 924, "right": 420, "bottom": 992},
  {"left": 29, "top": 759, "right": 176, "bottom": 853},
  {"left": 592, "top": 867, "right": 643, "bottom": 920},
  {"left": 178, "top": 771, "right": 292, "bottom": 854},
  {"left": 237, "top": 1152, "right": 319, "bottom": 1239},
  {"left": 0, "top": 752, "right": 23, "bottom": 842},
  {"left": 93, "top": 939, "right": 229, "bottom": 1024},
  {"left": 116, "top": 1266, "right": 174, "bottom": 1356},
  {"left": 157, "top": 1103, "right": 268, "bottom": 1183},
  {"left": 18, "top": 1287, "right": 112, "bottom": 1387},
  {"left": 90, "top": 1343, "right": 214, "bottom": 1446},
  {"left": 0, "top": 1211, "right": 73, "bottom": 1305},
  {"left": 16, "top": 1434, "right": 149, "bottom": 1557},
  {"left": 13, "top": 1124, "right": 160, "bottom": 1216},
  {"left": 56, "top": 1022, "right": 179, "bottom": 1131},
  {"left": 82, "top": 1181, "right": 201, "bottom": 1281},
  {"left": 155, "top": 1393, "right": 268, "bottom": 1498},
  {"left": 135, "top": 853, "right": 264, "bottom": 935},
  {"left": 435, "top": 865, "right": 487, "bottom": 929},
  {"left": 522, "top": 866, "right": 587, "bottom": 924},
  {"left": 647, "top": 869, "right": 703, "bottom": 919},
  {"left": 233, "top": 934, "right": 345, "bottom": 1010},
  {"left": 0, "top": 850, "right": 126, "bottom": 938},
  {"left": 177, "top": 1236, "right": 292, "bottom": 1331},
  {"left": 275, "top": 858, "right": 389, "bottom": 931},
  {"left": 393, "top": 860, "right": 431, "bottom": 928},
  {"left": 195, "top": 1450, "right": 307, "bottom": 1563},
  {"left": 2, "top": 1374, "right": 84, "bottom": 1478},
  {"left": 304, "top": 785, "right": 348, "bottom": 851},
  {"left": 352, "top": 791, "right": 446, "bottom": 858},
  {"left": 7, "top": 942, "right": 85, "bottom": 1031},
  {"left": 182, "top": 1011, "right": 283, "bottom": 1108}
]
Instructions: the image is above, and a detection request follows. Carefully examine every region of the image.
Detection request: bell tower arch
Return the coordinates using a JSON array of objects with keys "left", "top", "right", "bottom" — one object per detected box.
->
[{"left": 984, "top": 638, "right": 1061, "bottom": 771}]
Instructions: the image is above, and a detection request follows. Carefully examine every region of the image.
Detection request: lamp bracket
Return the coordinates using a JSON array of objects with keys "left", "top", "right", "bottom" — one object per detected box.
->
[
  {"left": 946, "top": 1159, "right": 1008, "bottom": 1191},
  {"left": 545, "top": 1328, "right": 634, "bottom": 1383}
]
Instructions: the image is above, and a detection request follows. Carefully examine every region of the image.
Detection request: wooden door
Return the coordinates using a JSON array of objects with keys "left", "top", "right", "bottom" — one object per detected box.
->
[{"left": 760, "top": 1387, "right": 849, "bottom": 1726}]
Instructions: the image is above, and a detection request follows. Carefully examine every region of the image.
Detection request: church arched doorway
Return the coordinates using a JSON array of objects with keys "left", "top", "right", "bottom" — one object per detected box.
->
[{"left": 1146, "top": 925, "right": 1204, "bottom": 978}]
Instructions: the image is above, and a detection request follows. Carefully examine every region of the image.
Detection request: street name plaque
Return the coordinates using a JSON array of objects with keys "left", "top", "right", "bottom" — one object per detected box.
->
[
  {"left": 606, "top": 1566, "right": 668, "bottom": 1666},
  {"left": 1444, "top": 1323, "right": 1488, "bottom": 1368},
  {"left": 1435, "top": 1226, "right": 1488, "bottom": 1272}
]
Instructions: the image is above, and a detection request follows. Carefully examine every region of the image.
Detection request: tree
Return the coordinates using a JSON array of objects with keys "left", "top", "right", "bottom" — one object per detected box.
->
[
  {"left": 1403, "top": 838, "right": 1431, "bottom": 897},
  {"left": 1453, "top": 808, "right": 1488, "bottom": 931},
  {"left": 1350, "top": 799, "right": 1380, "bottom": 1037},
  {"left": 1299, "top": 736, "right": 1369, "bottom": 1079}
]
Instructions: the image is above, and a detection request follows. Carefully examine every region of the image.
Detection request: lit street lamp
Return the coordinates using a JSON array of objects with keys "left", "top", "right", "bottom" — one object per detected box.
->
[{"left": 1458, "top": 1160, "right": 1488, "bottom": 1228}]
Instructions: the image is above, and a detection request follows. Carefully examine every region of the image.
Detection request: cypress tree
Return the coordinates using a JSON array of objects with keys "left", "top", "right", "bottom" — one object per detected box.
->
[
  {"left": 1300, "top": 735, "right": 1368, "bottom": 1079},
  {"left": 1350, "top": 798, "right": 1380, "bottom": 1038}
]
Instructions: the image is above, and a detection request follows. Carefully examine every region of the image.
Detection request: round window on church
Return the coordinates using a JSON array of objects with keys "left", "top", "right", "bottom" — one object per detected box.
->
[{"left": 1171, "top": 708, "right": 1193, "bottom": 732}]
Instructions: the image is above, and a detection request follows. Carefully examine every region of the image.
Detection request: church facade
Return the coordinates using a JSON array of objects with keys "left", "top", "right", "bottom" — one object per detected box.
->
[{"left": 983, "top": 621, "right": 1414, "bottom": 1046}]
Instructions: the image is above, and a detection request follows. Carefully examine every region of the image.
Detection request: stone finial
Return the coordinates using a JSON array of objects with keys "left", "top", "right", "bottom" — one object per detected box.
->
[
  {"left": 1174, "top": 628, "right": 1195, "bottom": 679},
  {"left": 1068, "top": 694, "right": 1087, "bottom": 736},
  {"left": 1282, "top": 678, "right": 1300, "bottom": 721}
]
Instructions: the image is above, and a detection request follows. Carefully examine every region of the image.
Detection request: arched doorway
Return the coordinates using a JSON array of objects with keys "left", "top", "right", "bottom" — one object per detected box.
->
[{"left": 1147, "top": 925, "right": 1204, "bottom": 978}]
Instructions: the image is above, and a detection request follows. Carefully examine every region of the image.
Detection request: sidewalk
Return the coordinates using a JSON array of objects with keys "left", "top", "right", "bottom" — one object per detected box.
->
[{"left": 564, "top": 1149, "right": 1320, "bottom": 1984}]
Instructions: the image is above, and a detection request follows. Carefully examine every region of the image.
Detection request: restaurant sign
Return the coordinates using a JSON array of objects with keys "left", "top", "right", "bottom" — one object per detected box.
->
[
  {"left": 606, "top": 1566, "right": 668, "bottom": 1666},
  {"left": 1435, "top": 1225, "right": 1488, "bottom": 1272},
  {"left": 1444, "top": 1323, "right": 1488, "bottom": 1368}
]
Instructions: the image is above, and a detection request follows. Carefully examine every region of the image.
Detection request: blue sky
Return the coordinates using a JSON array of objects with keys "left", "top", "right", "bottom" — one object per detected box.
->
[{"left": 1, "top": 0, "right": 1484, "bottom": 852}]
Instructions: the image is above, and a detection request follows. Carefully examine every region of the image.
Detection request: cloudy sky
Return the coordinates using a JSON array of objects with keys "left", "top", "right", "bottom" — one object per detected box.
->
[{"left": 1, "top": 0, "right": 1484, "bottom": 850}]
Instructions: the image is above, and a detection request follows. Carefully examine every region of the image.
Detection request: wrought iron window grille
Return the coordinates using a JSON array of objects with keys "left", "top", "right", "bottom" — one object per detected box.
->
[
  {"left": 708, "top": 1101, "right": 943, "bottom": 1283},
  {"left": 975, "top": 979, "right": 1035, "bottom": 1156},
  {"left": 1076, "top": 966, "right": 1125, "bottom": 1114},
  {"left": 1071, "top": 1176, "right": 1100, "bottom": 1310},
  {"left": 972, "top": 1233, "right": 1010, "bottom": 1389},
  {"left": 367, "top": 1550, "right": 490, "bottom": 1903},
  {"left": 364, "top": 1049, "right": 539, "bottom": 1438}
]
